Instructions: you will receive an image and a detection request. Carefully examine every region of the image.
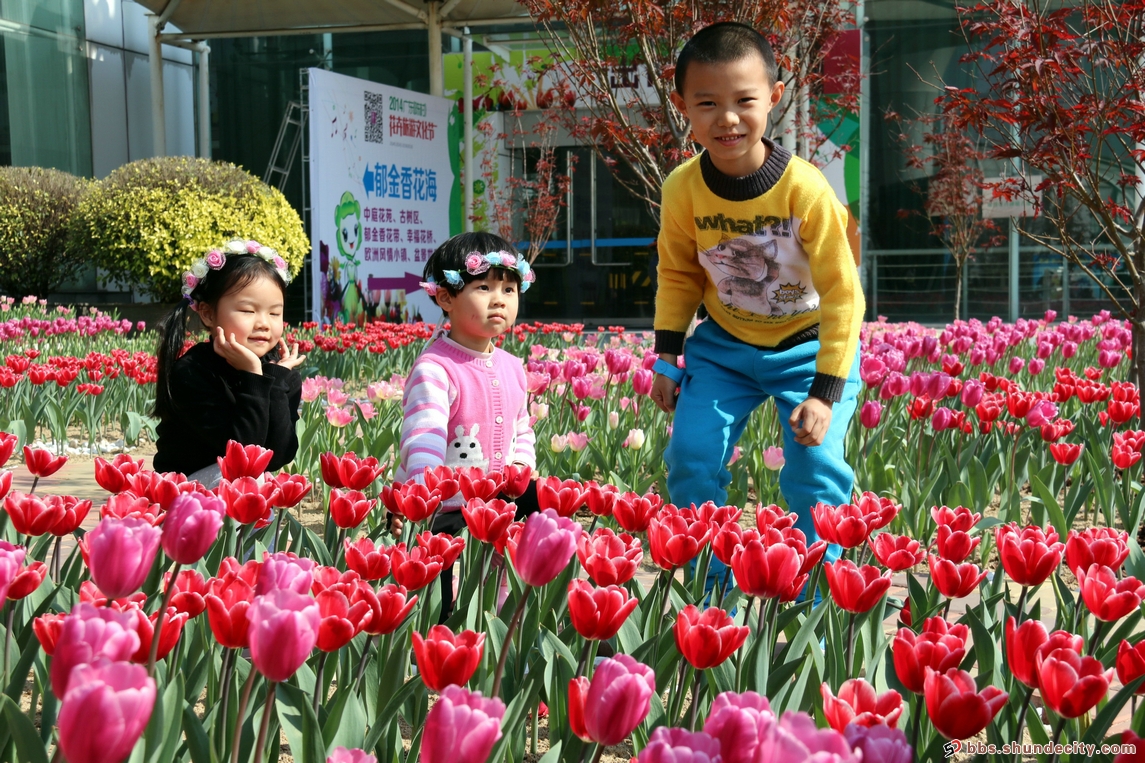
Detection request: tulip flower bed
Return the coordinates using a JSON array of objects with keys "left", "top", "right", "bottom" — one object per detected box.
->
[{"left": 1, "top": 298, "right": 1145, "bottom": 762}]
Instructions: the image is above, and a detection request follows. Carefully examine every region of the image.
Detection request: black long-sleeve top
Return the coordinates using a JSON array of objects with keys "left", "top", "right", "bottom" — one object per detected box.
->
[{"left": 153, "top": 342, "right": 302, "bottom": 476}]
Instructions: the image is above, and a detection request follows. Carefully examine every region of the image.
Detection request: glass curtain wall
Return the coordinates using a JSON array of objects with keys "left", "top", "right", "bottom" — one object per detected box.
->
[{"left": 0, "top": 0, "right": 91, "bottom": 176}]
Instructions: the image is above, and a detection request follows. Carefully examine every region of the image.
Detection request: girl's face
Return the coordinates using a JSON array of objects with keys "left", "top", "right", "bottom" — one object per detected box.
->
[
  {"left": 197, "top": 275, "right": 286, "bottom": 358},
  {"left": 436, "top": 273, "right": 519, "bottom": 353}
]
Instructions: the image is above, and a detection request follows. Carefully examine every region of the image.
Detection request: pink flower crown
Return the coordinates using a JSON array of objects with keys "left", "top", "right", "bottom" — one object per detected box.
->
[
  {"left": 419, "top": 250, "right": 536, "bottom": 297},
  {"left": 182, "top": 239, "right": 292, "bottom": 307}
]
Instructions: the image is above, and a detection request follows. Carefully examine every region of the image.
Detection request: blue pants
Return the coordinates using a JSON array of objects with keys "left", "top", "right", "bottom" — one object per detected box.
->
[{"left": 666, "top": 320, "right": 860, "bottom": 589}]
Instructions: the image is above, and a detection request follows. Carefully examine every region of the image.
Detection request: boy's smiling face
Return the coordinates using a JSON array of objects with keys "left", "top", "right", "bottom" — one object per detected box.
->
[{"left": 670, "top": 53, "right": 785, "bottom": 178}]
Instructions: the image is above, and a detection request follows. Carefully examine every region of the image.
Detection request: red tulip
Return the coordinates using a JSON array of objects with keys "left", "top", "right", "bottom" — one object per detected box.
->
[
  {"left": 344, "top": 537, "right": 392, "bottom": 581},
  {"left": 1049, "top": 442, "right": 1083, "bottom": 465},
  {"left": 78, "top": 580, "right": 146, "bottom": 610},
  {"left": 820, "top": 678, "right": 903, "bottom": 732},
  {"left": 711, "top": 522, "right": 746, "bottom": 567},
  {"left": 387, "top": 481, "right": 441, "bottom": 522},
  {"left": 123, "top": 471, "right": 188, "bottom": 509},
  {"left": 423, "top": 465, "right": 460, "bottom": 502},
  {"left": 695, "top": 501, "right": 743, "bottom": 528},
  {"left": 217, "top": 441, "right": 273, "bottom": 480},
  {"left": 249, "top": 590, "right": 320, "bottom": 681},
  {"left": 93, "top": 454, "right": 145, "bottom": 494},
  {"left": 124, "top": 604, "right": 188, "bottom": 663},
  {"left": 57, "top": 661, "right": 156, "bottom": 763},
  {"left": 811, "top": 503, "right": 871, "bottom": 549},
  {"left": 648, "top": 504, "right": 712, "bottom": 570},
  {"left": 456, "top": 467, "right": 505, "bottom": 502},
  {"left": 868, "top": 533, "right": 923, "bottom": 572},
  {"left": 356, "top": 583, "right": 417, "bottom": 635},
  {"left": 1065, "top": 527, "right": 1129, "bottom": 575},
  {"left": 930, "top": 505, "right": 981, "bottom": 532},
  {"left": 311, "top": 565, "right": 359, "bottom": 596},
  {"left": 536, "top": 476, "right": 586, "bottom": 518},
  {"left": 566, "top": 655, "right": 655, "bottom": 745},
  {"left": 100, "top": 492, "right": 160, "bottom": 525},
  {"left": 49, "top": 495, "right": 93, "bottom": 536},
  {"left": 577, "top": 527, "right": 642, "bottom": 587},
  {"left": 33, "top": 612, "right": 65, "bottom": 655},
  {"left": 923, "top": 667, "right": 1008, "bottom": 740},
  {"left": 389, "top": 543, "right": 443, "bottom": 591},
  {"left": 496, "top": 463, "right": 529, "bottom": 499},
  {"left": 825, "top": 560, "right": 892, "bottom": 613},
  {"left": 893, "top": 618, "right": 969, "bottom": 694},
  {"left": 219, "top": 476, "right": 279, "bottom": 528},
  {"left": 23, "top": 446, "right": 66, "bottom": 478},
  {"left": 320, "top": 452, "right": 384, "bottom": 490},
  {"left": 205, "top": 562, "right": 258, "bottom": 648},
  {"left": 7, "top": 560, "right": 47, "bottom": 600},
  {"left": 731, "top": 534, "right": 801, "bottom": 600},
  {"left": 995, "top": 523, "right": 1063, "bottom": 587},
  {"left": 411, "top": 624, "right": 485, "bottom": 691},
  {"left": 0, "top": 432, "right": 16, "bottom": 466},
  {"left": 933, "top": 524, "right": 979, "bottom": 563},
  {"left": 329, "top": 488, "right": 376, "bottom": 529},
  {"left": 164, "top": 569, "right": 208, "bottom": 618},
  {"left": 4, "top": 491, "right": 65, "bottom": 536},
  {"left": 673, "top": 604, "right": 749, "bottom": 669},
  {"left": 612, "top": 491, "right": 661, "bottom": 533},
  {"left": 316, "top": 588, "right": 373, "bottom": 652},
  {"left": 1037, "top": 647, "right": 1112, "bottom": 718},
  {"left": 1005, "top": 617, "right": 1050, "bottom": 689},
  {"left": 567, "top": 579, "right": 638, "bottom": 641},
  {"left": 928, "top": 554, "right": 988, "bottom": 600},
  {"left": 583, "top": 480, "right": 619, "bottom": 517},
  {"left": 416, "top": 531, "right": 465, "bottom": 567},
  {"left": 1116, "top": 639, "right": 1145, "bottom": 695},
  {"left": 461, "top": 498, "right": 517, "bottom": 546},
  {"left": 272, "top": 473, "right": 313, "bottom": 508},
  {"left": 1114, "top": 731, "right": 1145, "bottom": 763},
  {"left": 508, "top": 509, "right": 582, "bottom": 587},
  {"left": 1079, "top": 564, "right": 1145, "bottom": 622},
  {"left": 0, "top": 470, "right": 9, "bottom": 501}
]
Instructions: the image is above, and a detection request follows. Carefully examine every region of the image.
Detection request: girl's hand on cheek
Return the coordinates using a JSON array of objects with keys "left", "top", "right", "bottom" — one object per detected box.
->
[
  {"left": 272, "top": 339, "right": 307, "bottom": 370},
  {"left": 213, "top": 327, "right": 262, "bottom": 375}
]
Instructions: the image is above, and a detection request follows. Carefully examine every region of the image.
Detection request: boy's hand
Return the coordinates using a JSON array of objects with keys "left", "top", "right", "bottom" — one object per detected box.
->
[
  {"left": 790, "top": 397, "right": 833, "bottom": 446},
  {"left": 213, "top": 327, "right": 262, "bottom": 375},
  {"left": 651, "top": 374, "right": 679, "bottom": 413}
]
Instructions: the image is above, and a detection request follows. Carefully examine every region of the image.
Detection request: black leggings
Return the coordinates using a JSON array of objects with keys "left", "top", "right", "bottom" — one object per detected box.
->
[{"left": 431, "top": 481, "right": 540, "bottom": 623}]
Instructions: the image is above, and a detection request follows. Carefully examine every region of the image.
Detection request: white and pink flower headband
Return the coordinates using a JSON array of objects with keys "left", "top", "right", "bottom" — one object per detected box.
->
[
  {"left": 181, "top": 239, "right": 292, "bottom": 307},
  {"left": 419, "top": 250, "right": 536, "bottom": 297}
]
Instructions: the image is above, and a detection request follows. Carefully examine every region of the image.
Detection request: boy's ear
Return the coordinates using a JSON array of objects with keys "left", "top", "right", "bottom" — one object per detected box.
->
[
  {"left": 669, "top": 90, "right": 688, "bottom": 117},
  {"left": 768, "top": 81, "right": 785, "bottom": 110}
]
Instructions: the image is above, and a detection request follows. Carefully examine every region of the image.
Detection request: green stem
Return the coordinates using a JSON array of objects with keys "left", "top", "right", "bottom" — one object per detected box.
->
[
  {"left": 216, "top": 649, "right": 237, "bottom": 761},
  {"left": 148, "top": 561, "right": 181, "bottom": 677},
  {"left": 1014, "top": 585, "right": 1029, "bottom": 624},
  {"left": 2, "top": 603, "right": 11, "bottom": 689},
  {"left": 1047, "top": 716, "right": 1068, "bottom": 763},
  {"left": 490, "top": 587, "right": 529, "bottom": 697},
  {"left": 1013, "top": 686, "right": 1034, "bottom": 763},
  {"left": 590, "top": 743, "right": 606, "bottom": 763},
  {"left": 312, "top": 651, "right": 329, "bottom": 715},
  {"left": 845, "top": 610, "right": 857, "bottom": 678},
  {"left": 230, "top": 667, "right": 258, "bottom": 763},
  {"left": 353, "top": 634, "right": 376, "bottom": 693},
  {"left": 253, "top": 682, "right": 277, "bottom": 763},
  {"left": 688, "top": 670, "right": 704, "bottom": 731},
  {"left": 910, "top": 694, "right": 922, "bottom": 759},
  {"left": 1087, "top": 619, "right": 1105, "bottom": 657}
]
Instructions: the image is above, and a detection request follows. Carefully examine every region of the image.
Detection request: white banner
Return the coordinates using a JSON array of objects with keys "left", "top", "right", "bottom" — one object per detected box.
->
[{"left": 309, "top": 68, "right": 454, "bottom": 325}]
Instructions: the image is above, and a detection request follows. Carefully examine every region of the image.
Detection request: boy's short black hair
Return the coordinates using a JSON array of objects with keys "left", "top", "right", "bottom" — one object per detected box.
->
[
  {"left": 675, "top": 22, "right": 779, "bottom": 93},
  {"left": 423, "top": 231, "right": 523, "bottom": 300}
]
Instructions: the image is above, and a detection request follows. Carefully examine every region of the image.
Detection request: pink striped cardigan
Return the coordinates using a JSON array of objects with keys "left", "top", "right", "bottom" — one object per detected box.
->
[{"left": 396, "top": 337, "right": 535, "bottom": 508}]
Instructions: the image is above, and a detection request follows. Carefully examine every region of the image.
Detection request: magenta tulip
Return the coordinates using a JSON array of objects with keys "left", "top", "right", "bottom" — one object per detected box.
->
[
  {"left": 57, "top": 661, "right": 156, "bottom": 763},
  {"left": 421, "top": 685, "right": 505, "bottom": 763},
  {"left": 255, "top": 552, "right": 316, "bottom": 596},
  {"left": 161, "top": 492, "right": 225, "bottom": 564},
  {"left": 0, "top": 540, "right": 25, "bottom": 603},
  {"left": 568, "top": 655, "right": 655, "bottom": 746},
  {"left": 248, "top": 590, "right": 320, "bottom": 682},
  {"left": 703, "top": 691, "right": 777, "bottom": 763},
  {"left": 86, "top": 517, "right": 162, "bottom": 600},
  {"left": 859, "top": 401, "right": 882, "bottom": 429},
  {"left": 508, "top": 508, "right": 582, "bottom": 587},
  {"left": 327, "top": 749, "right": 376, "bottom": 763},
  {"left": 637, "top": 727, "right": 722, "bottom": 763},
  {"left": 51, "top": 603, "right": 140, "bottom": 697}
]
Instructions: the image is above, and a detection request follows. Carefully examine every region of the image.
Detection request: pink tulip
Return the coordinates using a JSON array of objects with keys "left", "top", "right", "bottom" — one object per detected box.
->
[
  {"left": 1009, "top": 357, "right": 1025, "bottom": 374},
  {"left": 327, "top": 749, "right": 376, "bottom": 763},
  {"left": 0, "top": 540, "right": 25, "bottom": 603},
  {"left": 161, "top": 492, "right": 224, "bottom": 564},
  {"left": 632, "top": 369, "right": 654, "bottom": 396},
  {"left": 637, "top": 727, "right": 722, "bottom": 763},
  {"left": 421, "top": 685, "right": 505, "bottom": 763},
  {"left": 86, "top": 517, "right": 162, "bottom": 600},
  {"left": 51, "top": 603, "right": 140, "bottom": 697},
  {"left": 756, "top": 710, "right": 860, "bottom": 762},
  {"left": 508, "top": 508, "right": 582, "bottom": 587},
  {"left": 248, "top": 590, "right": 320, "bottom": 682},
  {"left": 568, "top": 655, "right": 655, "bottom": 746},
  {"left": 703, "top": 691, "right": 777, "bottom": 763},
  {"left": 256, "top": 552, "right": 316, "bottom": 595},
  {"left": 57, "top": 661, "right": 156, "bottom": 763},
  {"left": 960, "top": 379, "right": 984, "bottom": 408},
  {"left": 1026, "top": 400, "right": 1058, "bottom": 428},
  {"left": 762, "top": 446, "right": 785, "bottom": 470},
  {"left": 859, "top": 401, "right": 882, "bottom": 429}
]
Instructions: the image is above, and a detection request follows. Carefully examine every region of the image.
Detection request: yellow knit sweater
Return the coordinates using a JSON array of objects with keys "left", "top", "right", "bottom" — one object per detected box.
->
[{"left": 654, "top": 145, "right": 864, "bottom": 398}]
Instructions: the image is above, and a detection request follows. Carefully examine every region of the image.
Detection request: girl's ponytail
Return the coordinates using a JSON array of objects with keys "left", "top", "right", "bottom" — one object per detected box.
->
[{"left": 153, "top": 301, "right": 192, "bottom": 420}]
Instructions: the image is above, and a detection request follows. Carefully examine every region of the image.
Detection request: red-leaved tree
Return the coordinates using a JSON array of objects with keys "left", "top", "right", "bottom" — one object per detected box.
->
[
  {"left": 941, "top": 0, "right": 1145, "bottom": 382},
  {"left": 519, "top": 0, "right": 858, "bottom": 222}
]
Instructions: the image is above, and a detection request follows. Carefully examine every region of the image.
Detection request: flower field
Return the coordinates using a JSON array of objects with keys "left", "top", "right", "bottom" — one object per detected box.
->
[{"left": 0, "top": 293, "right": 1143, "bottom": 763}]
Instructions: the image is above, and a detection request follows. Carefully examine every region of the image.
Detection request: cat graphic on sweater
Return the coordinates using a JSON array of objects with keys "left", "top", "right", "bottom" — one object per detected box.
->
[
  {"left": 704, "top": 237, "right": 785, "bottom": 317},
  {"left": 445, "top": 423, "right": 489, "bottom": 470}
]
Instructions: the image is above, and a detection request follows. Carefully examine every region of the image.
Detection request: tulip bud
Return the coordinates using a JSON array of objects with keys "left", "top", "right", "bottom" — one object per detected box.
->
[
  {"left": 57, "top": 661, "right": 156, "bottom": 763},
  {"left": 859, "top": 400, "right": 882, "bottom": 429},
  {"left": 87, "top": 517, "right": 161, "bottom": 600},
  {"left": 248, "top": 590, "right": 320, "bottom": 682},
  {"left": 162, "top": 492, "right": 225, "bottom": 564}
]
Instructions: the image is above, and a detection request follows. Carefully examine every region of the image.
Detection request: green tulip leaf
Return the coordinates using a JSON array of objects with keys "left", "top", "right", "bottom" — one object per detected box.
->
[
  {"left": 0, "top": 693, "right": 48, "bottom": 763},
  {"left": 276, "top": 681, "right": 327, "bottom": 763}
]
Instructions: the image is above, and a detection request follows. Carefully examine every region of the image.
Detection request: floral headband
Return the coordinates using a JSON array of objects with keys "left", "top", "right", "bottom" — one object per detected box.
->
[
  {"left": 182, "top": 239, "right": 292, "bottom": 307},
  {"left": 419, "top": 250, "right": 536, "bottom": 297}
]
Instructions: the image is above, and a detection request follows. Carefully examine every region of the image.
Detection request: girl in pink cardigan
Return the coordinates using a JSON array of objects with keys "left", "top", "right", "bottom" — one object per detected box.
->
[{"left": 396, "top": 231, "right": 539, "bottom": 622}]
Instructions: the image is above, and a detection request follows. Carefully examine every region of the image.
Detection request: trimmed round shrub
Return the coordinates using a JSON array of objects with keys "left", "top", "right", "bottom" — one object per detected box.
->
[
  {"left": 69, "top": 158, "right": 308, "bottom": 301},
  {"left": 0, "top": 167, "right": 91, "bottom": 298}
]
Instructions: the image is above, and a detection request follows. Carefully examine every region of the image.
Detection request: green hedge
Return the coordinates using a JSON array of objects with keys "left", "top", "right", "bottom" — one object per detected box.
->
[
  {"left": 0, "top": 167, "right": 90, "bottom": 298},
  {"left": 69, "top": 157, "right": 308, "bottom": 302}
]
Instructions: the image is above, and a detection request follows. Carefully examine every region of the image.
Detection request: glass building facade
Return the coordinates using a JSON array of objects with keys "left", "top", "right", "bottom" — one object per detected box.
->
[{"left": 0, "top": 0, "right": 1124, "bottom": 324}]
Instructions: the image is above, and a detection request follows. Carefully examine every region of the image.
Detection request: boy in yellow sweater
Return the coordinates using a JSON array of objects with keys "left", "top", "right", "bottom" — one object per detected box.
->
[{"left": 650, "top": 22, "right": 864, "bottom": 586}]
